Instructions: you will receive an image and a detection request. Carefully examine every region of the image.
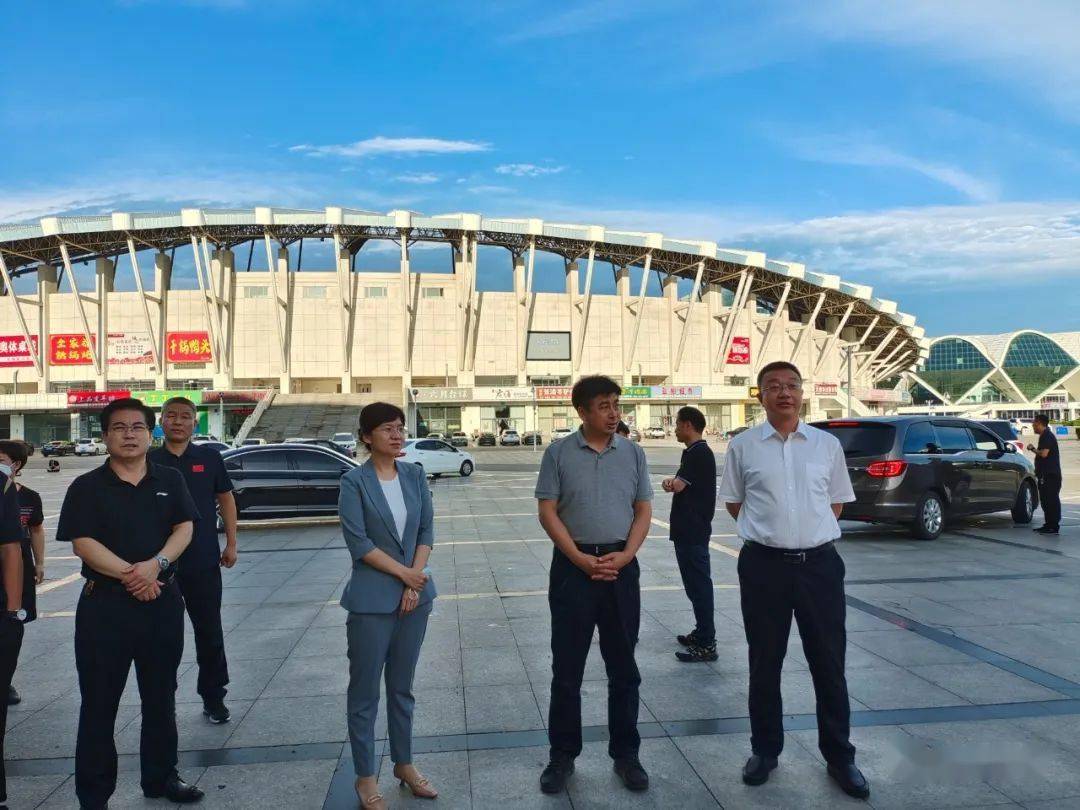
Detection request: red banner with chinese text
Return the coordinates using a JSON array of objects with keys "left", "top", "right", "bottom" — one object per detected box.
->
[
  {"left": 0, "top": 335, "right": 39, "bottom": 367},
  {"left": 166, "top": 331, "right": 213, "bottom": 363},
  {"left": 67, "top": 390, "right": 131, "bottom": 409},
  {"left": 726, "top": 336, "right": 751, "bottom": 365},
  {"left": 49, "top": 334, "right": 96, "bottom": 366}
]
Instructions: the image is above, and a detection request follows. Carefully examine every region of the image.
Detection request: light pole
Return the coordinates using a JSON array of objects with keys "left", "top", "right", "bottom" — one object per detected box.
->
[{"left": 845, "top": 344, "right": 853, "bottom": 418}]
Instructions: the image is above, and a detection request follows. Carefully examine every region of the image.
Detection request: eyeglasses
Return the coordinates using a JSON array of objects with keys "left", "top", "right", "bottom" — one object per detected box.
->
[
  {"left": 375, "top": 424, "right": 405, "bottom": 436},
  {"left": 762, "top": 383, "right": 804, "bottom": 395},
  {"left": 108, "top": 423, "right": 149, "bottom": 435}
]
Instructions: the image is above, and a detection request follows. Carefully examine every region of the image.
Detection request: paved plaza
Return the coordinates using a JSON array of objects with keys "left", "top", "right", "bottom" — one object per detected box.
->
[{"left": 5, "top": 443, "right": 1080, "bottom": 808}]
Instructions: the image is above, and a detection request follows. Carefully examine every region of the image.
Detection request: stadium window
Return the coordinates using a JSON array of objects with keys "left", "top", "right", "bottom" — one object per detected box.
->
[
  {"left": 303, "top": 286, "right": 327, "bottom": 299},
  {"left": 365, "top": 287, "right": 387, "bottom": 298},
  {"left": 244, "top": 286, "right": 269, "bottom": 298},
  {"left": 422, "top": 287, "right": 445, "bottom": 298}
]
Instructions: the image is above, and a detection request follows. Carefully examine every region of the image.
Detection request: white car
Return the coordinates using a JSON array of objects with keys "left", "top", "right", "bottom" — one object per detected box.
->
[
  {"left": 551, "top": 427, "right": 574, "bottom": 441},
  {"left": 399, "top": 438, "right": 475, "bottom": 477},
  {"left": 500, "top": 430, "right": 521, "bottom": 446},
  {"left": 192, "top": 435, "right": 220, "bottom": 444},
  {"left": 75, "top": 437, "right": 106, "bottom": 456},
  {"left": 645, "top": 426, "right": 667, "bottom": 439},
  {"left": 284, "top": 437, "right": 314, "bottom": 443},
  {"left": 331, "top": 432, "right": 358, "bottom": 454}
]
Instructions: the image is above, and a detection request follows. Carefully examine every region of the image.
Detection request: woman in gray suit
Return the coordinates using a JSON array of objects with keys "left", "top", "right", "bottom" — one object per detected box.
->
[{"left": 340, "top": 402, "right": 438, "bottom": 808}]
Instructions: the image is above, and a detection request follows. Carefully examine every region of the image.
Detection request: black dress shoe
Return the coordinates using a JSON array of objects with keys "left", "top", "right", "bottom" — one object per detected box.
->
[
  {"left": 676, "top": 642, "right": 718, "bottom": 663},
  {"left": 1036, "top": 526, "right": 1060, "bottom": 535},
  {"left": 7, "top": 686, "right": 20, "bottom": 706},
  {"left": 827, "top": 762, "right": 870, "bottom": 799},
  {"left": 539, "top": 757, "right": 574, "bottom": 794},
  {"left": 144, "top": 773, "right": 204, "bottom": 803},
  {"left": 741, "top": 754, "right": 778, "bottom": 785},
  {"left": 203, "top": 700, "right": 231, "bottom": 724},
  {"left": 676, "top": 630, "right": 699, "bottom": 647},
  {"left": 613, "top": 757, "right": 649, "bottom": 791}
]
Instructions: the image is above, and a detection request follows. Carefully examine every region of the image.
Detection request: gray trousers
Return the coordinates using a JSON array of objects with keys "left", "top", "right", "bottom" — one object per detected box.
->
[{"left": 346, "top": 601, "right": 432, "bottom": 777}]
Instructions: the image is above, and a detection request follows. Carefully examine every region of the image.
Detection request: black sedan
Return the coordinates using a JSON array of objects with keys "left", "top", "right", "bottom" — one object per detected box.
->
[
  {"left": 41, "top": 440, "right": 74, "bottom": 457},
  {"left": 299, "top": 438, "right": 356, "bottom": 458},
  {"left": 221, "top": 443, "right": 358, "bottom": 520},
  {"left": 477, "top": 432, "right": 497, "bottom": 447},
  {"left": 522, "top": 431, "right": 543, "bottom": 446}
]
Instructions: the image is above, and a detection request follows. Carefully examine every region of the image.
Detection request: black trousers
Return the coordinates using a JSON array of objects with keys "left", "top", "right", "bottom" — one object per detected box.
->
[
  {"left": 0, "top": 617, "right": 24, "bottom": 805},
  {"left": 737, "top": 542, "right": 855, "bottom": 766},
  {"left": 1038, "top": 474, "right": 1062, "bottom": 531},
  {"left": 177, "top": 565, "right": 229, "bottom": 704},
  {"left": 674, "top": 542, "right": 715, "bottom": 644},
  {"left": 74, "top": 581, "right": 184, "bottom": 809},
  {"left": 548, "top": 547, "right": 641, "bottom": 760}
]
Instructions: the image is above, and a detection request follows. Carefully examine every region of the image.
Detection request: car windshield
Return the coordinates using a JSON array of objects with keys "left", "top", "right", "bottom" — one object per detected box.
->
[{"left": 813, "top": 421, "right": 896, "bottom": 458}]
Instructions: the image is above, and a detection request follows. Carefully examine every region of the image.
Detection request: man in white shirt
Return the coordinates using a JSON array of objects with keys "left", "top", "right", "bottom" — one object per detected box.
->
[{"left": 718, "top": 361, "right": 869, "bottom": 800}]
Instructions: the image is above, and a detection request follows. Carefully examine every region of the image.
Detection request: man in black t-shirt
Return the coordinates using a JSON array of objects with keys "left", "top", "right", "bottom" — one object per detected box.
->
[
  {"left": 1028, "top": 413, "right": 1062, "bottom": 535},
  {"left": 57, "top": 398, "right": 205, "bottom": 807}
]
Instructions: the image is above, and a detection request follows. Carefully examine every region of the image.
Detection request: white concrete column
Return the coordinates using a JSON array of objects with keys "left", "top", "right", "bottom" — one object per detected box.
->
[
  {"left": 663, "top": 274, "right": 678, "bottom": 380},
  {"left": 36, "top": 265, "right": 58, "bottom": 394},
  {"left": 617, "top": 266, "right": 633, "bottom": 386},
  {"left": 565, "top": 261, "right": 579, "bottom": 373},
  {"left": 95, "top": 258, "right": 115, "bottom": 392},
  {"left": 9, "top": 413, "right": 24, "bottom": 439},
  {"left": 212, "top": 249, "right": 234, "bottom": 390},
  {"left": 69, "top": 412, "right": 80, "bottom": 441},
  {"left": 703, "top": 284, "right": 721, "bottom": 385},
  {"left": 153, "top": 253, "right": 171, "bottom": 389},
  {"left": 277, "top": 246, "right": 291, "bottom": 393},
  {"left": 337, "top": 246, "right": 353, "bottom": 393},
  {"left": 513, "top": 254, "right": 527, "bottom": 386}
]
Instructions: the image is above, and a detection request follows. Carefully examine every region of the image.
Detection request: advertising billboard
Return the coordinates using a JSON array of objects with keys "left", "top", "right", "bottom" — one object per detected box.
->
[
  {"left": 0, "top": 335, "right": 38, "bottom": 368},
  {"left": 526, "top": 331, "right": 571, "bottom": 361},
  {"left": 166, "top": 331, "right": 213, "bottom": 363},
  {"left": 726, "top": 336, "right": 751, "bottom": 365}
]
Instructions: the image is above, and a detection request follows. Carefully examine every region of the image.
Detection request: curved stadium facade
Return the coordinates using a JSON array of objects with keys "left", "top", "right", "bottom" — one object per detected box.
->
[
  {"left": 0, "top": 207, "right": 927, "bottom": 443},
  {"left": 904, "top": 331, "right": 1080, "bottom": 421}
]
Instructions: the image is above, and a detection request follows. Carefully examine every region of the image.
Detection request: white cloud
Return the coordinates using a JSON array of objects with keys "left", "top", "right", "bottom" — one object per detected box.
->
[
  {"left": 499, "top": 0, "right": 662, "bottom": 43},
  {"left": 395, "top": 172, "right": 440, "bottom": 185},
  {"left": 290, "top": 136, "right": 490, "bottom": 159},
  {"left": 495, "top": 163, "right": 566, "bottom": 178},
  {"left": 780, "top": 133, "right": 999, "bottom": 203},
  {"left": 466, "top": 185, "right": 514, "bottom": 196}
]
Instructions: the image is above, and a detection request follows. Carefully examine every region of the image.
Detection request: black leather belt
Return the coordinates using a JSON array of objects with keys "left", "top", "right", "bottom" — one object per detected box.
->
[
  {"left": 575, "top": 542, "right": 627, "bottom": 556},
  {"left": 743, "top": 540, "right": 833, "bottom": 563}
]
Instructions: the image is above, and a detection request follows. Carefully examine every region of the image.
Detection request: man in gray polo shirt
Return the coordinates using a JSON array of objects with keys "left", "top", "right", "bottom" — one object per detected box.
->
[{"left": 535, "top": 375, "right": 653, "bottom": 795}]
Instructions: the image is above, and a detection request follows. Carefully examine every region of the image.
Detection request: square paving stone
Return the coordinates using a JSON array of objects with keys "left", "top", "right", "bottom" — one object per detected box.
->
[
  {"left": 2, "top": 773, "right": 71, "bottom": 808},
  {"left": 38, "top": 769, "right": 207, "bottom": 809},
  {"left": 462, "top": 644, "right": 530, "bottom": 687},
  {"left": 846, "top": 664, "right": 969, "bottom": 710},
  {"left": 193, "top": 758, "right": 337, "bottom": 809},
  {"left": 464, "top": 684, "right": 544, "bottom": 733},
  {"left": 467, "top": 745, "right": 572, "bottom": 810},
  {"left": 235, "top": 603, "right": 323, "bottom": 631},
  {"left": 411, "top": 687, "right": 467, "bottom": 737},
  {"left": 290, "top": 624, "right": 349, "bottom": 658},
  {"left": 847, "top": 630, "right": 974, "bottom": 666},
  {"left": 115, "top": 699, "right": 255, "bottom": 753},
  {"left": 227, "top": 693, "right": 348, "bottom": 747},
  {"left": 906, "top": 662, "right": 1062, "bottom": 704},
  {"left": 375, "top": 749, "right": 471, "bottom": 808},
  {"left": 261, "top": 653, "right": 349, "bottom": 698},
  {"left": 224, "top": 627, "right": 306, "bottom": 660},
  {"left": 177, "top": 656, "right": 284, "bottom": 702}
]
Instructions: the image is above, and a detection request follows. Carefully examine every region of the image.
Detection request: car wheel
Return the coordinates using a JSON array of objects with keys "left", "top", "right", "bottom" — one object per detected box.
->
[
  {"left": 1011, "top": 480, "right": 1036, "bottom": 524},
  {"left": 460, "top": 460, "right": 474, "bottom": 477},
  {"left": 911, "top": 491, "right": 944, "bottom": 540}
]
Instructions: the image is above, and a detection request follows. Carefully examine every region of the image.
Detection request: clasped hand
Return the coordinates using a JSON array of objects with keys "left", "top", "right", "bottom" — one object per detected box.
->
[
  {"left": 661, "top": 477, "right": 686, "bottom": 494},
  {"left": 576, "top": 551, "right": 629, "bottom": 581},
  {"left": 121, "top": 559, "right": 161, "bottom": 602}
]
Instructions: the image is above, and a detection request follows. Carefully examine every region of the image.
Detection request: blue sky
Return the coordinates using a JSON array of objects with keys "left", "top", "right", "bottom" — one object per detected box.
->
[{"left": 1, "top": 0, "right": 1078, "bottom": 336}]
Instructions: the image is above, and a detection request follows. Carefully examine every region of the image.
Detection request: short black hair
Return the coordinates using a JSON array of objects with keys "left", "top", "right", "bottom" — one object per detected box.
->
[
  {"left": 757, "top": 361, "right": 803, "bottom": 389},
  {"left": 676, "top": 406, "right": 706, "bottom": 433},
  {"left": 0, "top": 440, "right": 29, "bottom": 471},
  {"left": 1033, "top": 412, "right": 1050, "bottom": 427},
  {"left": 616, "top": 421, "right": 630, "bottom": 436},
  {"left": 571, "top": 375, "right": 621, "bottom": 410},
  {"left": 161, "top": 396, "right": 198, "bottom": 416},
  {"left": 358, "top": 401, "right": 406, "bottom": 450},
  {"left": 99, "top": 397, "right": 156, "bottom": 433}
]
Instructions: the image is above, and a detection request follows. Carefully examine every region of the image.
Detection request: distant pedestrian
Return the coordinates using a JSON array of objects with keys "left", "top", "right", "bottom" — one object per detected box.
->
[
  {"left": 340, "top": 402, "right": 438, "bottom": 810},
  {"left": 616, "top": 421, "right": 631, "bottom": 438},
  {"left": 536, "top": 375, "right": 653, "bottom": 795},
  {"left": 1028, "top": 413, "right": 1061, "bottom": 535},
  {"left": 661, "top": 407, "right": 717, "bottom": 662},
  {"left": 719, "top": 361, "right": 869, "bottom": 800},
  {"left": 0, "top": 441, "right": 44, "bottom": 708}
]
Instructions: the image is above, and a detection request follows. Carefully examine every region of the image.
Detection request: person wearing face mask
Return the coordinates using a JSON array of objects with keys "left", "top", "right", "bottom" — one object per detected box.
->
[
  {"left": 0, "top": 443, "right": 25, "bottom": 810},
  {"left": 0, "top": 441, "right": 44, "bottom": 708}
]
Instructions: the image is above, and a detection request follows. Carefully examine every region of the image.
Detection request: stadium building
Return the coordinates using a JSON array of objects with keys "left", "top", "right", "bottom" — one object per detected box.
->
[
  {"left": 902, "top": 331, "right": 1080, "bottom": 422},
  {"left": 0, "top": 207, "right": 927, "bottom": 444}
]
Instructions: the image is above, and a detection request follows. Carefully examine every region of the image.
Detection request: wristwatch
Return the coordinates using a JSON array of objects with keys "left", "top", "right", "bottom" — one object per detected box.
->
[
  {"left": 155, "top": 555, "right": 171, "bottom": 573},
  {"left": 6, "top": 609, "right": 26, "bottom": 622}
]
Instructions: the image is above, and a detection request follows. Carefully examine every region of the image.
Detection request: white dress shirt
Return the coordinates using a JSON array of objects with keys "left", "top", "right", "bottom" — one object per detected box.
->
[{"left": 718, "top": 420, "right": 855, "bottom": 549}]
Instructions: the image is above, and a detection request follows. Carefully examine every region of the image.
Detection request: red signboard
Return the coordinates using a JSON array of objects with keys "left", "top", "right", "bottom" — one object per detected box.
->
[
  {"left": 814, "top": 382, "right": 839, "bottom": 396},
  {"left": 726, "top": 336, "right": 751, "bottom": 365},
  {"left": 535, "top": 386, "right": 573, "bottom": 401},
  {"left": 50, "top": 334, "right": 95, "bottom": 365},
  {"left": 67, "top": 390, "right": 130, "bottom": 409},
  {"left": 0, "top": 335, "right": 39, "bottom": 367},
  {"left": 166, "top": 331, "right": 212, "bottom": 363}
]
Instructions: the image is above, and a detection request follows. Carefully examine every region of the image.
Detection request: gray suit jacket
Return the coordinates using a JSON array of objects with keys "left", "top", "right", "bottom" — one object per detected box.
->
[{"left": 338, "top": 460, "right": 437, "bottom": 614}]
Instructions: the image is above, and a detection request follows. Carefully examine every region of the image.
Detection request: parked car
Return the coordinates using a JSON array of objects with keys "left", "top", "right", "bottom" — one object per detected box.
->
[
  {"left": 477, "top": 432, "right": 497, "bottom": 447},
  {"left": 41, "top": 440, "right": 75, "bottom": 457},
  {"left": 500, "top": 430, "right": 521, "bottom": 446},
  {"left": 399, "top": 439, "right": 475, "bottom": 477},
  {"left": 199, "top": 441, "right": 231, "bottom": 453},
  {"left": 192, "top": 435, "right": 220, "bottom": 444},
  {"left": 551, "top": 427, "right": 574, "bottom": 441},
  {"left": 980, "top": 420, "right": 1026, "bottom": 455},
  {"left": 301, "top": 438, "right": 355, "bottom": 457},
  {"left": 221, "top": 443, "right": 357, "bottom": 520},
  {"left": 425, "top": 432, "right": 445, "bottom": 441},
  {"left": 74, "top": 437, "right": 106, "bottom": 456},
  {"left": 644, "top": 426, "right": 667, "bottom": 439},
  {"left": 236, "top": 438, "right": 266, "bottom": 447},
  {"left": 449, "top": 431, "right": 470, "bottom": 447},
  {"left": 723, "top": 426, "right": 750, "bottom": 440},
  {"left": 522, "top": 431, "right": 543, "bottom": 446},
  {"left": 810, "top": 416, "right": 1038, "bottom": 540},
  {"left": 626, "top": 428, "right": 642, "bottom": 442},
  {"left": 331, "top": 432, "right": 358, "bottom": 456},
  {"left": 284, "top": 437, "right": 314, "bottom": 444}
]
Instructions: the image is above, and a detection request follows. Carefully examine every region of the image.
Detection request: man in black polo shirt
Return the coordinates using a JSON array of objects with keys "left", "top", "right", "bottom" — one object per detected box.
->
[
  {"left": 0, "top": 459, "right": 25, "bottom": 810},
  {"left": 150, "top": 397, "right": 238, "bottom": 724},
  {"left": 1028, "top": 413, "right": 1062, "bottom": 535},
  {"left": 57, "top": 397, "right": 204, "bottom": 808}
]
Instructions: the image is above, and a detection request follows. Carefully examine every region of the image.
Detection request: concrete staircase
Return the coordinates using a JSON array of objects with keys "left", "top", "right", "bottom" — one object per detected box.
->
[{"left": 247, "top": 393, "right": 367, "bottom": 443}]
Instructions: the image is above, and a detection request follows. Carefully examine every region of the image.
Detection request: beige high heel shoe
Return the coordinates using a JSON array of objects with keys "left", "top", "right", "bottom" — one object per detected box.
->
[
  {"left": 355, "top": 777, "right": 386, "bottom": 809},
  {"left": 394, "top": 764, "right": 439, "bottom": 799}
]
